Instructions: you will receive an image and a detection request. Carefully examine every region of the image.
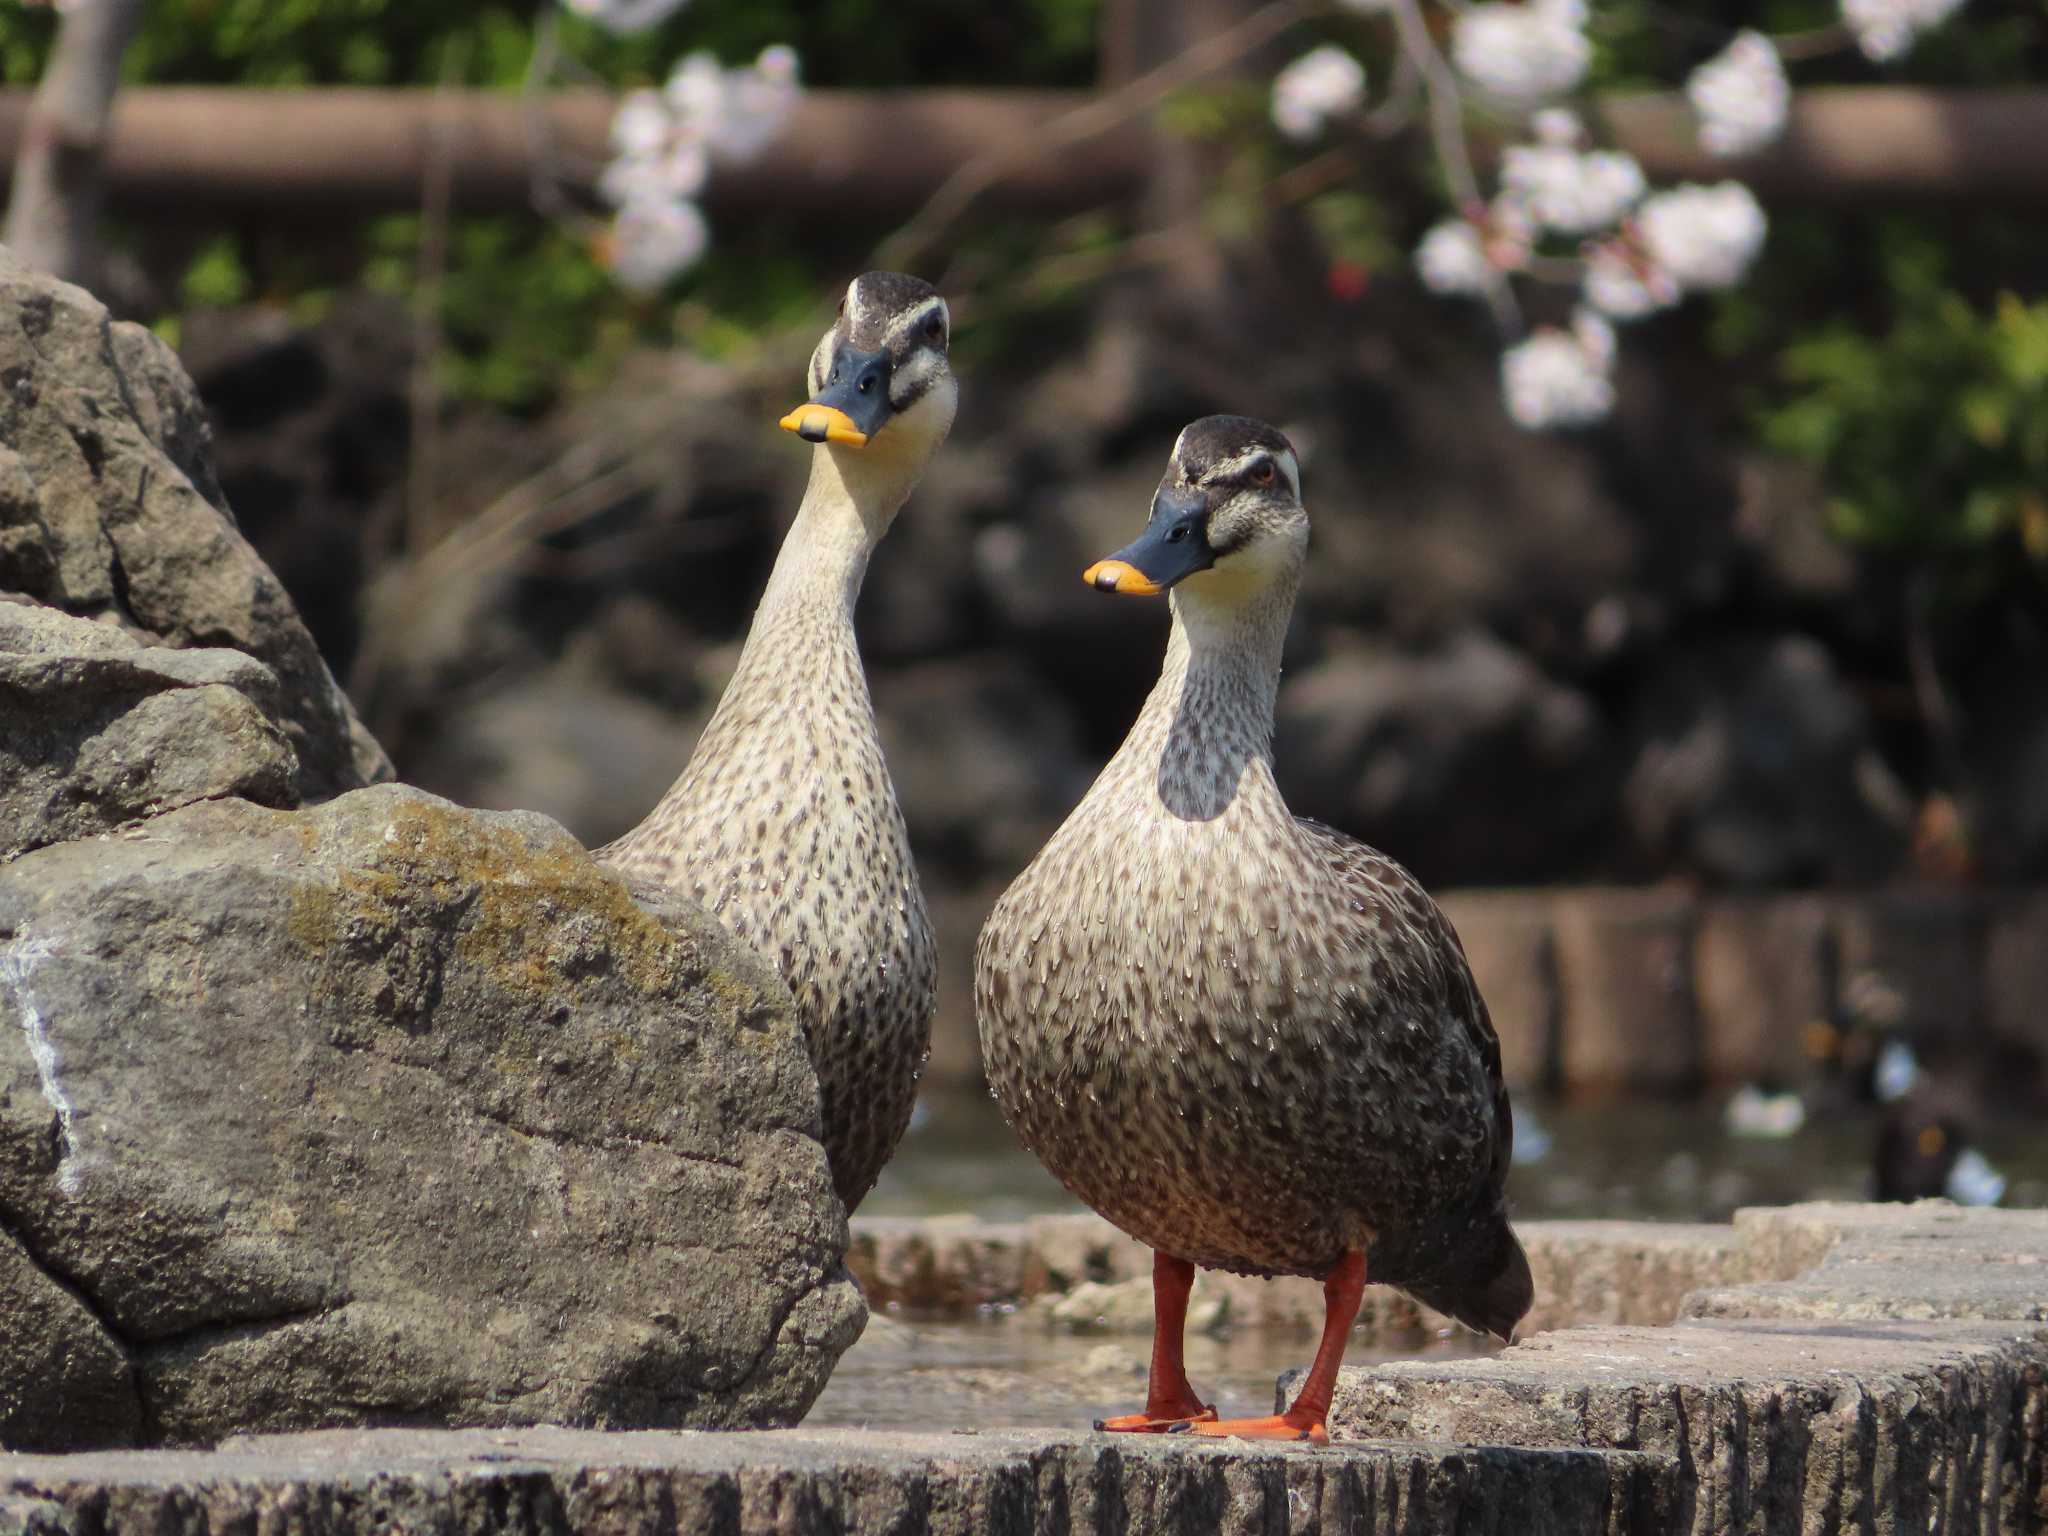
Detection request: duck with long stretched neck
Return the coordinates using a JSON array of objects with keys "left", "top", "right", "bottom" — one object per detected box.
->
[
  {"left": 600, "top": 272, "right": 956, "bottom": 1214},
  {"left": 975, "top": 416, "right": 1532, "bottom": 1443}
]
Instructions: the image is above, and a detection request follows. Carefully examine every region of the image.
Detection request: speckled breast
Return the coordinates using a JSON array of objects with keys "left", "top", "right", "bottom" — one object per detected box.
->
[{"left": 976, "top": 819, "right": 1499, "bottom": 1280}]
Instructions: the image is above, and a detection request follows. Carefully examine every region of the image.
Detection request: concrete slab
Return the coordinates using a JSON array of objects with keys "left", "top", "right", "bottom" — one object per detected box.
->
[{"left": 1, "top": 1425, "right": 1680, "bottom": 1536}]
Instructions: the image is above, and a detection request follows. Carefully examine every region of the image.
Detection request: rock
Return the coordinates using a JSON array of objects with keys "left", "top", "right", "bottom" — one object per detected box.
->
[
  {"left": 1549, "top": 888, "right": 1703, "bottom": 1097},
  {"left": 0, "top": 247, "right": 390, "bottom": 801},
  {"left": 1691, "top": 895, "right": 1832, "bottom": 1087},
  {"left": 1517, "top": 1221, "right": 1748, "bottom": 1337},
  {"left": 177, "top": 296, "right": 414, "bottom": 679},
  {"left": 403, "top": 650, "right": 705, "bottom": 852},
  {"left": 1831, "top": 889, "right": 1987, "bottom": 1045},
  {"left": 0, "top": 602, "right": 297, "bottom": 859},
  {"left": 1434, "top": 891, "right": 1559, "bottom": 1091},
  {"left": 1326, "top": 1318, "right": 2044, "bottom": 1536},
  {"left": 1682, "top": 1199, "right": 2048, "bottom": 1324},
  {"left": 1034, "top": 1276, "right": 1229, "bottom": 1337},
  {"left": 1327, "top": 1201, "right": 2048, "bottom": 1534},
  {"left": 872, "top": 654, "right": 1095, "bottom": 884},
  {"left": 1273, "top": 628, "right": 1612, "bottom": 886},
  {"left": 0, "top": 1425, "right": 1686, "bottom": 1536},
  {"left": 1621, "top": 635, "right": 1911, "bottom": 886},
  {"left": 0, "top": 784, "right": 863, "bottom": 1445},
  {"left": 0, "top": 1224, "right": 139, "bottom": 1452}
]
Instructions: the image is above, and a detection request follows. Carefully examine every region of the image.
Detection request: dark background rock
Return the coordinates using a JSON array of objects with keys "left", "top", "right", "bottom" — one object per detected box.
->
[
  {"left": 0, "top": 248, "right": 390, "bottom": 801},
  {"left": 0, "top": 785, "right": 863, "bottom": 1445}
]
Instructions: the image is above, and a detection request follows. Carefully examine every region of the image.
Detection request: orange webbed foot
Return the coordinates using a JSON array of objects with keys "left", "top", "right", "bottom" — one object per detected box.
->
[
  {"left": 1182, "top": 1411, "right": 1328, "bottom": 1445},
  {"left": 1095, "top": 1402, "right": 1218, "bottom": 1434}
]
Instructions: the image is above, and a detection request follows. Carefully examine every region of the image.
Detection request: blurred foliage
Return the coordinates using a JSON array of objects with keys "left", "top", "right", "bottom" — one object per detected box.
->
[
  {"left": 3, "top": 0, "right": 1102, "bottom": 413},
  {"left": 7, "top": 0, "right": 2048, "bottom": 546},
  {"left": 1761, "top": 286, "right": 2048, "bottom": 573}
]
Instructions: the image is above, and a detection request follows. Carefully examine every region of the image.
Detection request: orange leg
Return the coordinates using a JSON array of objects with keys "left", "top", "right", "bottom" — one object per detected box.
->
[
  {"left": 1187, "top": 1249, "right": 1366, "bottom": 1445},
  {"left": 1094, "top": 1251, "right": 1217, "bottom": 1433}
]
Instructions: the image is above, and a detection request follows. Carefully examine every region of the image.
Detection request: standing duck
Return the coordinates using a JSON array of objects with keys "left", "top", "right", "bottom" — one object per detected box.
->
[
  {"left": 600, "top": 272, "right": 956, "bottom": 1213},
  {"left": 975, "top": 416, "right": 1531, "bottom": 1443}
]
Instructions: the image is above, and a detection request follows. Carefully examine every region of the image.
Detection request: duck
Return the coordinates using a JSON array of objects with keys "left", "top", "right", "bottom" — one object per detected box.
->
[
  {"left": 599, "top": 271, "right": 957, "bottom": 1214},
  {"left": 974, "top": 416, "right": 1532, "bottom": 1443}
]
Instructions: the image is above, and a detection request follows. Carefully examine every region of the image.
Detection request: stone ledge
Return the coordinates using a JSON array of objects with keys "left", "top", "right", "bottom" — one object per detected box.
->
[
  {"left": 1322, "top": 1202, "right": 2048, "bottom": 1535},
  {"left": 1325, "top": 1318, "right": 2047, "bottom": 1536},
  {"left": 849, "top": 1211, "right": 1760, "bottom": 1339},
  {"left": 1, "top": 1425, "right": 1681, "bottom": 1536}
]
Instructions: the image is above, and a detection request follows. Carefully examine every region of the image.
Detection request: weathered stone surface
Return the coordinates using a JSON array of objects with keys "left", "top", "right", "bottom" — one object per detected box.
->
[
  {"left": 1549, "top": 888, "right": 1702, "bottom": 1097},
  {"left": 1683, "top": 1200, "right": 2048, "bottom": 1324},
  {"left": 1327, "top": 1318, "right": 2047, "bottom": 1536},
  {"left": 1986, "top": 891, "right": 2048, "bottom": 1059},
  {"left": 1436, "top": 890, "right": 1557, "bottom": 1090},
  {"left": 0, "top": 1424, "right": 1684, "bottom": 1536},
  {"left": 0, "top": 1224, "right": 139, "bottom": 1453},
  {"left": 0, "top": 784, "right": 862, "bottom": 1445},
  {"left": 0, "top": 602, "right": 297, "bottom": 858},
  {"left": 850, "top": 1212, "right": 1756, "bottom": 1341},
  {"left": 1517, "top": 1220, "right": 1750, "bottom": 1337},
  {"left": 0, "top": 247, "right": 390, "bottom": 800},
  {"left": 1692, "top": 895, "right": 1832, "bottom": 1086},
  {"left": 1832, "top": 889, "right": 1988, "bottom": 1042}
]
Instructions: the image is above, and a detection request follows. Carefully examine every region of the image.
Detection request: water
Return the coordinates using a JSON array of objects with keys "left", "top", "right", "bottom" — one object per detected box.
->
[
  {"left": 867, "top": 1088, "right": 2048, "bottom": 1226},
  {"left": 808, "top": 1311, "right": 1492, "bottom": 1432}
]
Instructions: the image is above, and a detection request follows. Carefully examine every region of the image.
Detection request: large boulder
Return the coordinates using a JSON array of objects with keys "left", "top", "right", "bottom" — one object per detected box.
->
[
  {"left": 0, "top": 600, "right": 297, "bottom": 859},
  {"left": 0, "top": 784, "right": 864, "bottom": 1448},
  {"left": 0, "top": 247, "right": 390, "bottom": 800}
]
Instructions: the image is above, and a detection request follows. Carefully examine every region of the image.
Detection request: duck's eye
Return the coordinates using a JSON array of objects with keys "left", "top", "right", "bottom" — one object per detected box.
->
[
  {"left": 1250, "top": 460, "right": 1276, "bottom": 485},
  {"left": 925, "top": 314, "right": 946, "bottom": 343},
  {"left": 1166, "top": 522, "right": 1190, "bottom": 544}
]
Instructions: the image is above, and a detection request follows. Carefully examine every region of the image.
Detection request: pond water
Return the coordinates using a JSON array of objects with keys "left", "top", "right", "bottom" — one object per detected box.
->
[{"left": 867, "top": 1087, "right": 2048, "bottom": 1226}]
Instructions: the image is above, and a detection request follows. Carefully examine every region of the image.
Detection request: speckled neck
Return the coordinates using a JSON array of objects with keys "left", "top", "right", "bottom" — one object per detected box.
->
[
  {"left": 752, "top": 441, "right": 916, "bottom": 622},
  {"left": 1106, "top": 571, "right": 1298, "bottom": 825}
]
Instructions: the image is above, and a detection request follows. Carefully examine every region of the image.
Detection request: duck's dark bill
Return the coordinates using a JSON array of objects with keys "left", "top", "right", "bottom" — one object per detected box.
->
[
  {"left": 1082, "top": 559, "right": 1166, "bottom": 595},
  {"left": 779, "top": 404, "right": 869, "bottom": 447}
]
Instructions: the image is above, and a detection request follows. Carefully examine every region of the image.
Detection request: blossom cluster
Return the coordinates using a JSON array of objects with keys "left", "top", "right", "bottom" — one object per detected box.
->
[
  {"left": 1263, "top": 0, "right": 1969, "bottom": 429},
  {"left": 1841, "top": 0, "right": 1969, "bottom": 62},
  {"left": 1270, "top": 45, "right": 1366, "bottom": 142},
  {"left": 594, "top": 45, "right": 800, "bottom": 293},
  {"left": 562, "top": 0, "right": 692, "bottom": 35}
]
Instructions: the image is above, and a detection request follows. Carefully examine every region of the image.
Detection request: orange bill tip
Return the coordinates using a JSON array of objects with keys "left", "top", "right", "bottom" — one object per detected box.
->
[
  {"left": 779, "top": 404, "right": 869, "bottom": 448},
  {"left": 1082, "top": 559, "right": 1166, "bottom": 596}
]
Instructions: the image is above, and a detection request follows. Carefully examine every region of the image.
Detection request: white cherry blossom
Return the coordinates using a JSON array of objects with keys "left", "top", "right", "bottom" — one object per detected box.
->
[
  {"left": 1840, "top": 0, "right": 1968, "bottom": 63},
  {"left": 1531, "top": 108, "right": 1584, "bottom": 147},
  {"left": 1451, "top": 0, "right": 1591, "bottom": 104},
  {"left": 1687, "top": 31, "right": 1789, "bottom": 156},
  {"left": 610, "top": 89, "right": 670, "bottom": 157},
  {"left": 1636, "top": 181, "right": 1768, "bottom": 291},
  {"left": 562, "top": 0, "right": 691, "bottom": 35},
  {"left": 1501, "top": 311, "right": 1616, "bottom": 429},
  {"left": 1271, "top": 46, "right": 1366, "bottom": 142},
  {"left": 1415, "top": 219, "right": 1493, "bottom": 296},
  {"left": 1499, "top": 141, "right": 1646, "bottom": 235},
  {"left": 606, "top": 198, "right": 709, "bottom": 292},
  {"left": 1581, "top": 240, "right": 1678, "bottom": 320}
]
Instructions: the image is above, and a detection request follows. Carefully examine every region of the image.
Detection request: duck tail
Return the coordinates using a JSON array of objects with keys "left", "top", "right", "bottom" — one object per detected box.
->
[{"left": 1404, "top": 1217, "right": 1534, "bottom": 1344}]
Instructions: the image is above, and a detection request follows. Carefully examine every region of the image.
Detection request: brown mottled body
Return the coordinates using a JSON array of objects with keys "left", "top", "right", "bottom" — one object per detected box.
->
[
  {"left": 601, "top": 273, "right": 955, "bottom": 1214},
  {"left": 975, "top": 416, "right": 1528, "bottom": 1345}
]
